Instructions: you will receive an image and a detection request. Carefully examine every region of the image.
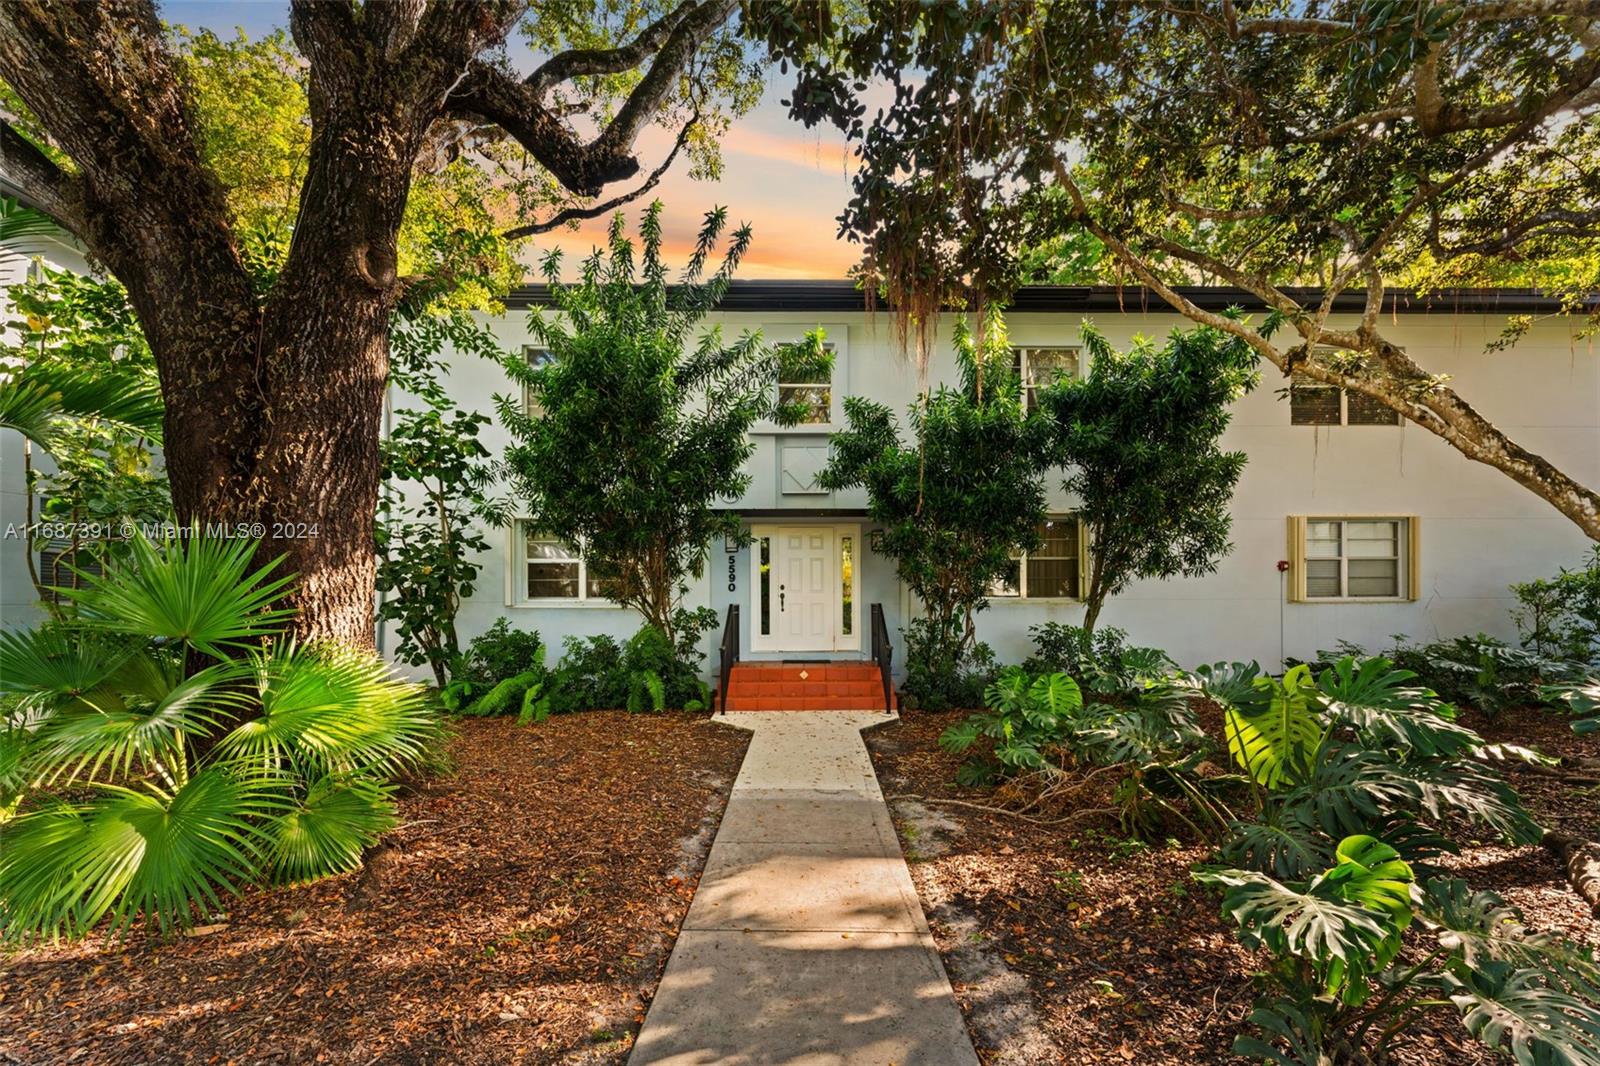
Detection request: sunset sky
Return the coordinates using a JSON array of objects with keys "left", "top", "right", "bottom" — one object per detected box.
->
[{"left": 165, "top": 1, "right": 864, "bottom": 279}]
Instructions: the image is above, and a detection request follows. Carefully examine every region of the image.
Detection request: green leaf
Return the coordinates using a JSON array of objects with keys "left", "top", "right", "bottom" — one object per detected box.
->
[
  {"left": 0, "top": 769, "right": 277, "bottom": 941},
  {"left": 1226, "top": 665, "right": 1325, "bottom": 790},
  {"left": 1421, "top": 878, "right": 1600, "bottom": 998},
  {"left": 221, "top": 643, "right": 434, "bottom": 778},
  {"left": 264, "top": 774, "right": 395, "bottom": 885},
  {"left": 65, "top": 532, "right": 293, "bottom": 656},
  {"left": 1447, "top": 964, "right": 1600, "bottom": 1066},
  {"left": 1317, "top": 656, "right": 1480, "bottom": 757}
]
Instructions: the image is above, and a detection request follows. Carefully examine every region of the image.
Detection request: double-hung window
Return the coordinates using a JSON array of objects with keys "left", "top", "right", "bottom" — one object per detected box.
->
[
  {"left": 1012, "top": 347, "right": 1080, "bottom": 411},
  {"left": 515, "top": 521, "right": 606, "bottom": 602},
  {"left": 1288, "top": 516, "right": 1418, "bottom": 601},
  {"left": 990, "top": 516, "right": 1084, "bottom": 599},
  {"left": 1289, "top": 364, "right": 1400, "bottom": 426},
  {"left": 777, "top": 342, "right": 835, "bottom": 425}
]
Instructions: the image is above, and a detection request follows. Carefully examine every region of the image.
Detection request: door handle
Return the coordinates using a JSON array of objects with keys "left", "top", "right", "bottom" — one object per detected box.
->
[{"left": 779, "top": 584, "right": 786, "bottom": 611}]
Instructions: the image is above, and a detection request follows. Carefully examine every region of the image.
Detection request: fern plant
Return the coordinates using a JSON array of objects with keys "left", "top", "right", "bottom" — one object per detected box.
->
[{"left": 0, "top": 533, "right": 436, "bottom": 942}]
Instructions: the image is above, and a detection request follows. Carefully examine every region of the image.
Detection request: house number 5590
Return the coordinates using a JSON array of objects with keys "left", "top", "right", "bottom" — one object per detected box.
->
[{"left": 727, "top": 554, "right": 737, "bottom": 593}]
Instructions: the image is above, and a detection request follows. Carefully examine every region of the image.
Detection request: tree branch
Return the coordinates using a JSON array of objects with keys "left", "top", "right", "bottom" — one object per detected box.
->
[
  {"left": 446, "top": 0, "right": 734, "bottom": 198},
  {"left": 502, "top": 111, "right": 697, "bottom": 240},
  {"left": 589, "top": 0, "right": 736, "bottom": 162},
  {"left": 0, "top": 122, "right": 84, "bottom": 233},
  {"left": 526, "top": 2, "right": 696, "bottom": 96}
]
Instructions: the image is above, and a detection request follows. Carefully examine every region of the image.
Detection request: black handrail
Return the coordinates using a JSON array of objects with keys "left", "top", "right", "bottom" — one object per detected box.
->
[
  {"left": 869, "top": 603, "right": 893, "bottom": 713},
  {"left": 717, "top": 603, "right": 740, "bottom": 713}
]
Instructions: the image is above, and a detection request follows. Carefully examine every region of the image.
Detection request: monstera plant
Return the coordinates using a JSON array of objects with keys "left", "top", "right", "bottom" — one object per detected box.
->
[
  {"left": 0, "top": 533, "right": 435, "bottom": 941},
  {"left": 1190, "top": 659, "right": 1600, "bottom": 1064},
  {"left": 1199, "top": 837, "right": 1600, "bottom": 1066}
]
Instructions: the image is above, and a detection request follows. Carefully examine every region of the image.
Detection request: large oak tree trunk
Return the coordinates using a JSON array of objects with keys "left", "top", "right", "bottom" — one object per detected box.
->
[{"left": 2, "top": 0, "right": 739, "bottom": 645}]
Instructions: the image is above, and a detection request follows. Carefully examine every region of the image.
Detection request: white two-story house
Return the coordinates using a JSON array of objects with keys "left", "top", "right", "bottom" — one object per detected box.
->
[{"left": 420, "top": 281, "right": 1600, "bottom": 678}]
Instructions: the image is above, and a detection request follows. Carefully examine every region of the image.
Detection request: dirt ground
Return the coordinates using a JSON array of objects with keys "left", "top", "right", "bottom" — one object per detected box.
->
[
  {"left": 865, "top": 705, "right": 1600, "bottom": 1066},
  {"left": 0, "top": 713, "right": 750, "bottom": 1066}
]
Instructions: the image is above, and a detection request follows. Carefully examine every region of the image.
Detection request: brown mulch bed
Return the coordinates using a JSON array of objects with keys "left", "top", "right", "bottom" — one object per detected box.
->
[
  {"left": 0, "top": 713, "right": 749, "bottom": 1066},
  {"left": 866, "top": 705, "right": 1600, "bottom": 1066}
]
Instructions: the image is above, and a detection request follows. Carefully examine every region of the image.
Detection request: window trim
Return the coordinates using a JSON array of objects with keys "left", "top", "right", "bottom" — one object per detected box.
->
[
  {"left": 505, "top": 520, "right": 618, "bottom": 608},
  {"left": 1287, "top": 514, "right": 1420, "bottom": 603},
  {"left": 1288, "top": 358, "right": 1401, "bottom": 427},
  {"left": 1012, "top": 345, "right": 1082, "bottom": 412},
  {"left": 990, "top": 515, "right": 1087, "bottom": 601},
  {"left": 775, "top": 340, "right": 837, "bottom": 427}
]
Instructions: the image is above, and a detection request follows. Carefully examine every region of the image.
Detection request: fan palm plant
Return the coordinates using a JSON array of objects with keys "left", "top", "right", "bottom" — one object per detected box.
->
[{"left": 0, "top": 533, "right": 435, "bottom": 941}]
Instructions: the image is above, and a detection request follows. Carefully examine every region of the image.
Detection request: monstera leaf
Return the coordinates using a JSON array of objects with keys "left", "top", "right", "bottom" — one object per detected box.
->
[
  {"left": 1446, "top": 963, "right": 1600, "bottom": 1066},
  {"left": 1024, "top": 672, "right": 1083, "bottom": 729},
  {"left": 1220, "top": 812, "right": 1333, "bottom": 880},
  {"left": 1421, "top": 878, "right": 1600, "bottom": 998},
  {"left": 1232, "top": 1000, "right": 1333, "bottom": 1066},
  {"left": 1195, "top": 866, "right": 1394, "bottom": 986},
  {"left": 1541, "top": 676, "right": 1600, "bottom": 736},
  {"left": 1225, "top": 665, "right": 1326, "bottom": 790},
  {"left": 1317, "top": 656, "right": 1479, "bottom": 757},
  {"left": 1201, "top": 835, "right": 1416, "bottom": 1004},
  {"left": 1280, "top": 745, "right": 1420, "bottom": 839}
]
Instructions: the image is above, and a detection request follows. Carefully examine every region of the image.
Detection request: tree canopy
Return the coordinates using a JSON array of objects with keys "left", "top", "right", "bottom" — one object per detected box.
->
[
  {"left": 0, "top": 0, "right": 763, "bottom": 643},
  {"left": 760, "top": 0, "right": 1600, "bottom": 539},
  {"left": 1043, "top": 320, "right": 1259, "bottom": 632},
  {"left": 499, "top": 202, "right": 831, "bottom": 646}
]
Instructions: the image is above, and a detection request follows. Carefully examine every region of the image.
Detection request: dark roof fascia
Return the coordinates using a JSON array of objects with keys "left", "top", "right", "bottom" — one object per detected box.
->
[{"left": 504, "top": 280, "right": 1594, "bottom": 316}]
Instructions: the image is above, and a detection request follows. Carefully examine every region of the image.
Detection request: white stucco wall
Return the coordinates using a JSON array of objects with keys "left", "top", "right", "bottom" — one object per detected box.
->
[{"left": 417, "top": 300, "right": 1598, "bottom": 676}]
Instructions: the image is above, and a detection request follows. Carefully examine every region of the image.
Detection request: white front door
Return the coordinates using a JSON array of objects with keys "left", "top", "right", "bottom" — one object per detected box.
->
[{"left": 776, "top": 527, "right": 835, "bottom": 651}]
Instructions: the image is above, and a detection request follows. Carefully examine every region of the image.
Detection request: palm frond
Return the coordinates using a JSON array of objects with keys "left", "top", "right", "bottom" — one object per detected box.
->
[
  {"left": 0, "top": 363, "right": 164, "bottom": 449},
  {"left": 31, "top": 661, "right": 251, "bottom": 785},
  {"left": 222, "top": 643, "right": 433, "bottom": 777},
  {"left": 65, "top": 533, "right": 293, "bottom": 656},
  {"left": 263, "top": 774, "right": 396, "bottom": 885},
  {"left": 0, "top": 769, "right": 277, "bottom": 942}
]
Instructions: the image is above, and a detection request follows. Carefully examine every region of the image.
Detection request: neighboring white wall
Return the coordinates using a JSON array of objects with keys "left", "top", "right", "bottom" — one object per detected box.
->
[
  {"left": 0, "top": 232, "right": 93, "bottom": 633},
  {"left": 424, "top": 303, "right": 1598, "bottom": 675}
]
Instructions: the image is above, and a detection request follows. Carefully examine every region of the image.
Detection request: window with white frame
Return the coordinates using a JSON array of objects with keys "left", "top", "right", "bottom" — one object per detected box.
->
[
  {"left": 1011, "top": 347, "right": 1080, "bottom": 411},
  {"left": 521, "top": 346, "right": 554, "bottom": 416},
  {"left": 1295, "top": 516, "right": 1414, "bottom": 600},
  {"left": 776, "top": 342, "right": 835, "bottom": 424},
  {"left": 990, "top": 516, "right": 1082, "bottom": 599},
  {"left": 515, "top": 522, "right": 606, "bottom": 601}
]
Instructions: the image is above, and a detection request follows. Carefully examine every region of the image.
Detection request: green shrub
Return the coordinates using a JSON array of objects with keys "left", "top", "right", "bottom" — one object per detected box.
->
[
  {"left": 458, "top": 619, "right": 546, "bottom": 686},
  {"left": 1024, "top": 622, "right": 1175, "bottom": 696},
  {"left": 543, "top": 623, "right": 709, "bottom": 715},
  {"left": 441, "top": 621, "right": 548, "bottom": 718},
  {"left": 941, "top": 662, "right": 1217, "bottom": 837},
  {"left": 1198, "top": 838, "right": 1600, "bottom": 1065},
  {"left": 1312, "top": 634, "right": 1573, "bottom": 719},
  {"left": 899, "top": 618, "right": 998, "bottom": 711},
  {"left": 1189, "top": 658, "right": 1600, "bottom": 1064},
  {"left": 1512, "top": 545, "right": 1600, "bottom": 661},
  {"left": 0, "top": 533, "right": 435, "bottom": 941}
]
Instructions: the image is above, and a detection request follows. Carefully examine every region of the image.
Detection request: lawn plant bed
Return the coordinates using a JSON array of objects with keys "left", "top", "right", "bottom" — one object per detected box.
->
[
  {"left": 868, "top": 707, "right": 1600, "bottom": 1066},
  {"left": 0, "top": 714, "right": 749, "bottom": 1066}
]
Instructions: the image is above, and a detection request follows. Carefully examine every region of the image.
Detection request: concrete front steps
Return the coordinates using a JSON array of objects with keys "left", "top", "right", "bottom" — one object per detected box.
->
[{"left": 720, "top": 661, "right": 896, "bottom": 712}]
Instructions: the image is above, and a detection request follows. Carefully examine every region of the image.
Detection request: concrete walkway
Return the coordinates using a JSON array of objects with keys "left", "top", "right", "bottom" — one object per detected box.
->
[{"left": 629, "top": 712, "right": 980, "bottom": 1066}]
